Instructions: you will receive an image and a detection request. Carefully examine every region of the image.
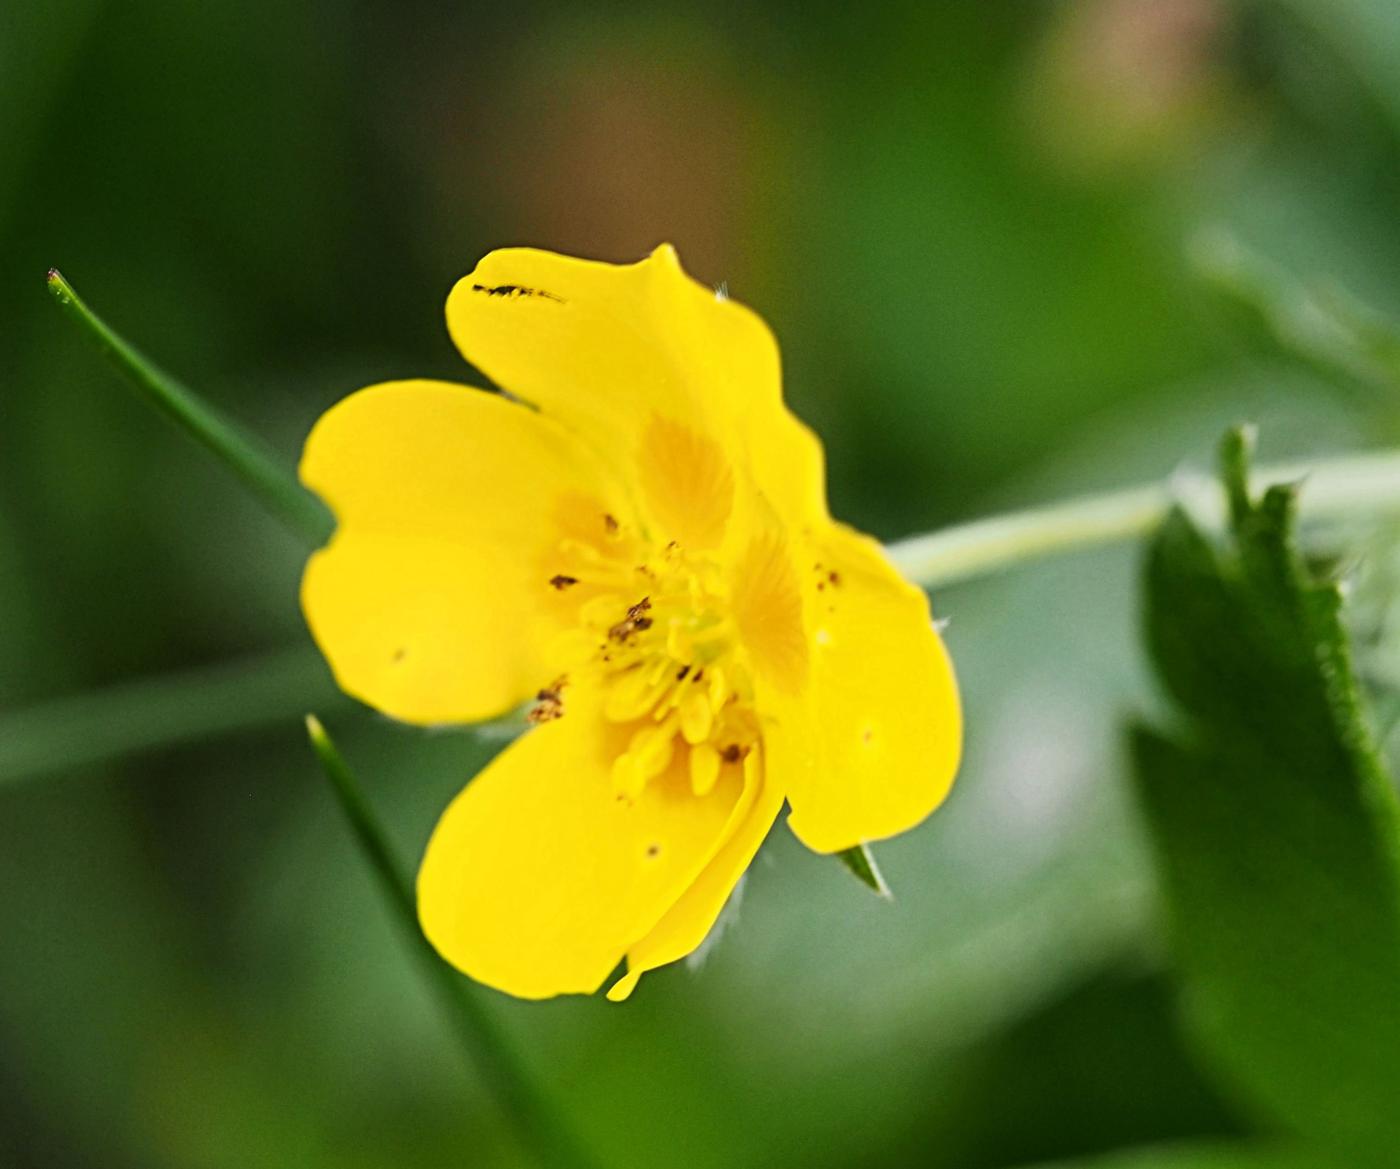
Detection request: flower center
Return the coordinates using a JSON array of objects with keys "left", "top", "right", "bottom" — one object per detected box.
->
[{"left": 541, "top": 513, "right": 760, "bottom": 799}]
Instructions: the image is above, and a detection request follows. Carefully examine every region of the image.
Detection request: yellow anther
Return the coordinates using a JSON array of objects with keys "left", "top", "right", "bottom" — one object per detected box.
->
[
  {"left": 611, "top": 716, "right": 678, "bottom": 798},
  {"left": 666, "top": 624, "right": 695, "bottom": 661},
  {"left": 707, "top": 664, "right": 730, "bottom": 710},
  {"left": 611, "top": 753, "right": 646, "bottom": 800},
  {"left": 604, "top": 666, "right": 669, "bottom": 722},
  {"left": 689, "top": 742, "right": 721, "bottom": 796},
  {"left": 680, "top": 688, "right": 714, "bottom": 745}
]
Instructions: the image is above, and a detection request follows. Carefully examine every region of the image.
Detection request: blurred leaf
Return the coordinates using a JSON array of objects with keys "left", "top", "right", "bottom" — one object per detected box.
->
[
  {"left": 876, "top": 968, "right": 1243, "bottom": 1169},
  {"left": 837, "top": 843, "right": 891, "bottom": 897},
  {"left": 1190, "top": 228, "right": 1400, "bottom": 395},
  {"left": 1277, "top": 0, "right": 1400, "bottom": 135},
  {"left": 1131, "top": 429, "right": 1400, "bottom": 1159},
  {"left": 0, "top": 0, "right": 103, "bottom": 232},
  {"left": 1024, "top": 1141, "right": 1340, "bottom": 1169}
]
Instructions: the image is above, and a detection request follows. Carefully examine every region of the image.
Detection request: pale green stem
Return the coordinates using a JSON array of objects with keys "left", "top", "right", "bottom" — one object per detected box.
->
[
  {"left": 45, "top": 269, "right": 332, "bottom": 546},
  {"left": 886, "top": 450, "right": 1400, "bottom": 590}
]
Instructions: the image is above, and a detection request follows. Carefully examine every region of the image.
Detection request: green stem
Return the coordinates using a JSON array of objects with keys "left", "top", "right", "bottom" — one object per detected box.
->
[
  {"left": 886, "top": 448, "right": 1400, "bottom": 590},
  {"left": 45, "top": 269, "right": 332, "bottom": 546},
  {"left": 305, "top": 717, "right": 598, "bottom": 1169}
]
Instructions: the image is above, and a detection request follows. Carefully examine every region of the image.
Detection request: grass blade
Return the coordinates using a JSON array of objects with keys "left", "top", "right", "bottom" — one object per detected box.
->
[
  {"left": 45, "top": 268, "right": 332, "bottom": 546},
  {"left": 304, "top": 715, "right": 598, "bottom": 1169}
]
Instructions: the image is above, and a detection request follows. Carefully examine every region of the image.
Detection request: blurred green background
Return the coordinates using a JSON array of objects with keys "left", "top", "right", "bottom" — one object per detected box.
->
[{"left": 4, "top": 1, "right": 1400, "bottom": 1166}]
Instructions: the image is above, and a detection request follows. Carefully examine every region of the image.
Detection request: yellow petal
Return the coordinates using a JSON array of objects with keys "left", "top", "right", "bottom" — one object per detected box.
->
[
  {"left": 730, "top": 530, "right": 809, "bottom": 693},
  {"left": 607, "top": 749, "right": 784, "bottom": 1001},
  {"left": 764, "top": 523, "right": 962, "bottom": 853},
  {"left": 417, "top": 687, "right": 745, "bottom": 999},
  {"left": 444, "top": 246, "right": 828, "bottom": 543},
  {"left": 300, "top": 380, "right": 626, "bottom": 725}
]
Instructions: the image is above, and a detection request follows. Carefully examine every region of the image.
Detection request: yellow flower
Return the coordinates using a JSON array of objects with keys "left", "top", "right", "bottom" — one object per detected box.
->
[{"left": 299, "top": 246, "right": 962, "bottom": 1001}]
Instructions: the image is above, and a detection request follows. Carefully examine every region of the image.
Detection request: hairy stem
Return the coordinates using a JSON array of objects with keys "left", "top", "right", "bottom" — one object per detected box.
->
[{"left": 886, "top": 449, "right": 1400, "bottom": 589}]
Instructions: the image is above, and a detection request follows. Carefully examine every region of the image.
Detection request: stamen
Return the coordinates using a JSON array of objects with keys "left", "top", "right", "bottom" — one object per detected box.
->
[
  {"left": 528, "top": 677, "right": 567, "bottom": 723},
  {"left": 612, "top": 714, "right": 679, "bottom": 797},
  {"left": 604, "top": 664, "right": 671, "bottom": 722},
  {"left": 547, "top": 528, "right": 761, "bottom": 801},
  {"left": 608, "top": 597, "right": 653, "bottom": 642}
]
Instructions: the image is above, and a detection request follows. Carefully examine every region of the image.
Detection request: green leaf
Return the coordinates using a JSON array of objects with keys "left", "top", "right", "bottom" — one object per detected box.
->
[
  {"left": 45, "top": 269, "right": 332, "bottom": 547},
  {"left": 1131, "top": 427, "right": 1400, "bottom": 1160},
  {"left": 837, "top": 843, "right": 892, "bottom": 897}
]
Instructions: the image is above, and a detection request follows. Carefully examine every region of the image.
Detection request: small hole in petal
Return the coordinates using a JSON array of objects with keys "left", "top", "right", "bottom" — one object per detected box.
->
[
  {"left": 646, "top": 843, "right": 661, "bottom": 859},
  {"left": 392, "top": 648, "right": 407, "bottom": 663}
]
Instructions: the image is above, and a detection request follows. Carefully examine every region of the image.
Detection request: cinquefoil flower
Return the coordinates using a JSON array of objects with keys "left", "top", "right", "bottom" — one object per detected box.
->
[{"left": 300, "top": 246, "right": 961, "bottom": 1000}]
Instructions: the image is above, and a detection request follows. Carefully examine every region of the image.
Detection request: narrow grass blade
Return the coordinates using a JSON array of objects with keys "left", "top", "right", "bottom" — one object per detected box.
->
[
  {"left": 304, "top": 716, "right": 598, "bottom": 1169},
  {"left": 45, "top": 269, "right": 332, "bottom": 546}
]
